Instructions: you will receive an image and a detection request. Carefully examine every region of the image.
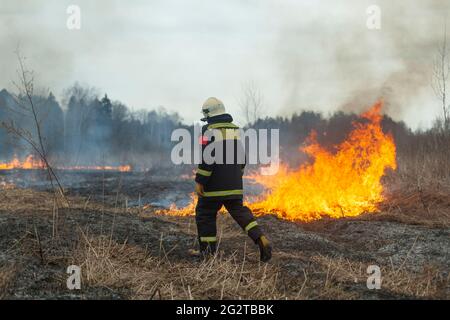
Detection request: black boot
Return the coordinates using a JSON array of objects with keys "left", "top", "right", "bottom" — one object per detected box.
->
[
  {"left": 257, "top": 235, "right": 272, "bottom": 262},
  {"left": 199, "top": 242, "right": 217, "bottom": 258}
]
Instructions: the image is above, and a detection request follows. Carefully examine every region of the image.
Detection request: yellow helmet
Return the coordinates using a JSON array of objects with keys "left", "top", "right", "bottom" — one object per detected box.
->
[{"left": 201, "top": 97, "right": 226, "bottom": 120}]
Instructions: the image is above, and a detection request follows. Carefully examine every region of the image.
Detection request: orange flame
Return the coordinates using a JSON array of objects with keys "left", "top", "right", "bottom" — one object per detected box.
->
[
  {"left": 153, "top": 193, "right": 197, "bottom": 217},
  {"left": 0, "top": 155, "right": 131, "bottom": 172},
  {"left": 0, "top": 155, "right": 45, "bottom": 170},
  {"left": 157, "top": 102, "right": 396, "bottom": 221},
  {"left": 248, "top": 101, "right": 397, "bottom": 221},
  {"left": 57, "top": 164, "right": 131, "bottom": 172}
]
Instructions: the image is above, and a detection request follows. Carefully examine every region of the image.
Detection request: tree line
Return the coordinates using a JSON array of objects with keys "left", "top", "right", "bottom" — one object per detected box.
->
[
  {"left": 1, "top": 83, "right": 448, "bottom": 177},
  {"left": 0, "top": 84, "right": 184, "bottom": 169}
]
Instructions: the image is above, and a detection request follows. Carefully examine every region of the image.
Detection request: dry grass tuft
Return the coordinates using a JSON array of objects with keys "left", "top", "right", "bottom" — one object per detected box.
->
[
  {"left": 299, "top": 255, "right": 449, "bottom": 299},
  {"left": 379, "top": 190, "right": 450, "bottom": 227},
  {"left": 68, "top": 231, "right": 449, "bottom": 300},
  {"left": 71, "top": 233, "right": 284, "bottom": 300},
  {"left": 0, "top": 264, "right": 18, "bottom": 298}
]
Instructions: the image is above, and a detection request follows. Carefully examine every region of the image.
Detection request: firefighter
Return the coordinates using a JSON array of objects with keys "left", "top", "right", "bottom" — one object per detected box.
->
[{"left": 194, "top": 97, "right": 272, "bottom": 262}]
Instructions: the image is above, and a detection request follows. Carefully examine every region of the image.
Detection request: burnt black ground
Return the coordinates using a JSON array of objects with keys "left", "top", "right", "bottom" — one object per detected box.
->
[{"left": 0, "top": 171, "right": 448, "bottom": 299}]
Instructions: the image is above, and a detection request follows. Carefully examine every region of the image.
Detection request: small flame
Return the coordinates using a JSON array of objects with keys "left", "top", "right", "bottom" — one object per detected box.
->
[
  {"left": 0, "top": 155, "right": 131, "bottom": 172},
  {"left": 57, "top": 164, "right": 131, "bottom": 172},
  {"left": 154, "top": 193, "right": 197, "bottom": 216},
  {"left": 0, "top": 155, "right": 45, "bottom": 170}
]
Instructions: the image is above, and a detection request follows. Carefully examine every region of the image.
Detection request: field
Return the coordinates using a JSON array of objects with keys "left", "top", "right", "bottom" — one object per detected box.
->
[
  {"left": 2, "top": 0, "right": 450, "bottom": 303},
  {"left": 0, "top": 171, "right": 448, "bottom": 299}
]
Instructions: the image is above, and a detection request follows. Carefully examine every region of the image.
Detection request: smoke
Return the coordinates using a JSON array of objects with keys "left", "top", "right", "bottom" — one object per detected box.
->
[
  {"left": 0, "top": 1, "right": 73, "bottom": 92},
  {"left": 1, "top": 1, "right": 448, "bottom": 129},
  {"left": 0, "top": 0, "right": 123, "bottom": 98},
  {"left": 273, "top": 0, "right": 450, "bottom": 128}
]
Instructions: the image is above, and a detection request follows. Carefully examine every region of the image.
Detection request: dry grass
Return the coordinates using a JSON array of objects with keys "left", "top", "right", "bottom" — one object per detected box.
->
[
  {"left": 62, "top": 213, "right": 448, "bottom": 300},
  {"left": 377, "top": 187, "right": 450, "bottom": 227},
  {"left": 0, "top": 184, "right": 447, "bottom": 299},
  {"left": 376, "top": 129, "right": 450, "bottom": 228},
  {"left": 298, "top": 255, "right": 448, "bottom": 299},
  {"left": 70, "top": 233, "right": 284, "bottom": 300},
  {"left": 0, "top": 188, "right": 56, "bottom": 212},
  {"left": 67, "top": 233, "right": 448, "bottom": 300},
  {"left": 0, "top": 186, "right": 126, "bottom": 214},
  {"left": 0, "top": 264, "right": 17, "bottom": 299}
]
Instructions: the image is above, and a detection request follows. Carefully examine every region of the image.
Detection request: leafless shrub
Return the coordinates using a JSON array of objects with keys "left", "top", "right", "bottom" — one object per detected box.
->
[
  {"left": 239, "top": 82, "right": 265, "bottom": 125},
  {"left": 431, "top": 22, "right": 450, "bottom": 130},
  {"left": 0, "top": 50, "right": 66, "bottom": 204}
]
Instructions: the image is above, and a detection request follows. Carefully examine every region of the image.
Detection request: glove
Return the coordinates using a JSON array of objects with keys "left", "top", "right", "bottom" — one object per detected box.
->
[{"left": 195, "top": 183, "right": 204, "bottom": 196}]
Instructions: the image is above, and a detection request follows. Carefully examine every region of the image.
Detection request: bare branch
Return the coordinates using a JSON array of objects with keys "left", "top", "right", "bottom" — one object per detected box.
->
[
  {"left": 239, "top": 82, "right": 265, "bottom": 125},
  {"left": 0, "top": 50, "right": 68, "bottom": 205},
  {"left": 431, "top": 21, "right": 450, "bottom": 131}
]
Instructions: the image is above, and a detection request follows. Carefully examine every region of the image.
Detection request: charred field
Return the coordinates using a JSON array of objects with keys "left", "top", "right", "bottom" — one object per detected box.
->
[
  {"left": 4, "top": 0, "right": 450, "bottom": 304},
  {"left": 0, "top": 170, "right": 448, "bottom": 300}
]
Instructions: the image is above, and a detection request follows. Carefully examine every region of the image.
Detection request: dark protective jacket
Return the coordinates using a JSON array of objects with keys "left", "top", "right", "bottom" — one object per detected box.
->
[{"left": 195, "top": 113, "right": 245, "bottom": 200}]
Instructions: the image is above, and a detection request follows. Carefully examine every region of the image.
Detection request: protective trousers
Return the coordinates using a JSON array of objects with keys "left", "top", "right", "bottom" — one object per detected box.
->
[{"left": 195, "top": 198, "right": 263, "bottom": 254}]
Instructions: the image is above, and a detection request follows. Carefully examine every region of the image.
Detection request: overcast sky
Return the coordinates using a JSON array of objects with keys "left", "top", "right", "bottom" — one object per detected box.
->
[{"left": 1, "top": 0, "right": 449, "bottom": 128}]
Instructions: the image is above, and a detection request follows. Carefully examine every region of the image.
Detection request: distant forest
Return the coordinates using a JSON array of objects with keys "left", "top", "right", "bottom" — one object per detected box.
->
[
  {"left": 0, "top": 83, "right": 446, "bottom": 172},
  {"left": 0, "top": 84, "right": 185, "bottom": 169}
]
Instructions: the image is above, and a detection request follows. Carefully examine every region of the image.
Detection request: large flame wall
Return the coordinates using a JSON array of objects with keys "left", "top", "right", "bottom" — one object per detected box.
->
[{"left": 248, "top": 102, "right": 397, "bottom": 221}]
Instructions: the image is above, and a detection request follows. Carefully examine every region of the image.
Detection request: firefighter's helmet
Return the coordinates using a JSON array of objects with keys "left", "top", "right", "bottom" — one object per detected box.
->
[{"left": 202, "top": 97, "right": 226, "bottom": 119}]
